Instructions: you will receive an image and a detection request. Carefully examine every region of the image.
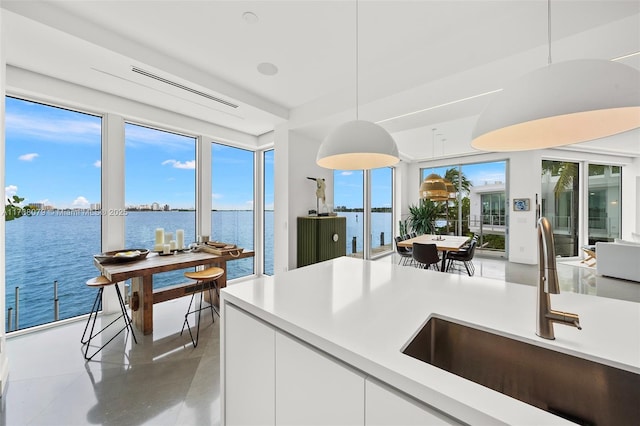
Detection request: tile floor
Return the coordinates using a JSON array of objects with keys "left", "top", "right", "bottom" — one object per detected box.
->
[{"left": 2, "top": 254, "right": 638, "bottom": 425}]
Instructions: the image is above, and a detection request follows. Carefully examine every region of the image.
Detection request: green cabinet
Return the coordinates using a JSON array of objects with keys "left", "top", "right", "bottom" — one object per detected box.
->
[{"left": 297, "top": 216, "right": 346, "bottom": 267}]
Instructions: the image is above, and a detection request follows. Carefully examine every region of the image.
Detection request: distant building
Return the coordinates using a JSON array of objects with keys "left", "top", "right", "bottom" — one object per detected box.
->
[{"left": 468, "top": 181, "right": 506, "bottom": 236}]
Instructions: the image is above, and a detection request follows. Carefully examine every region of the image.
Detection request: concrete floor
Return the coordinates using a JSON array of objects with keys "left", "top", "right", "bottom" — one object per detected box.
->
[{"left": 2, "top": 254, "right": 638, "bottom": 425}]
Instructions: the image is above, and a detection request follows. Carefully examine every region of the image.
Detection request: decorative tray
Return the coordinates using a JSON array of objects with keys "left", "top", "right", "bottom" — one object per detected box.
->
[
  {"left": 196, "top": 242, "right": 244, "bottom": 256},
  {"left": 94, "top": 249, "right": 150, "bottom": 264}
]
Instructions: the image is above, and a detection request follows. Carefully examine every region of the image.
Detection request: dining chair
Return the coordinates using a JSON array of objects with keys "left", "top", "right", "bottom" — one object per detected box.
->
[
  {"left": 412, "top": 242, "right": 441, "bottom": 270},
  {"left": 81, "top": 275, "right": 137, "bottom": 361},
  {"left": 395, "top": 236, "right": 414, "bottom": 266},
  {"left": 446, "top": 238, "right": 478, "bottom": 276}
]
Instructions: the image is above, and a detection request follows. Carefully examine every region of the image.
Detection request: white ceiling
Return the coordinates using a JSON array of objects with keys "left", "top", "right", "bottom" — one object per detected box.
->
[{"left": 2, "top": 0, "right": 639, "bottom": 159}]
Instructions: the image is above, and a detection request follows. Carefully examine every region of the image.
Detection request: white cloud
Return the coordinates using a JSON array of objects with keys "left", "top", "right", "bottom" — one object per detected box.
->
[
  {"left": 5, "top": 185, "right": 18, "bottom": 199},
  {"left": 94, "top": 160, "right": 101, "bottom": 168},
  {"left": 340, "top": 171, "right": 353, "bottom": 176},
  {"left": 162, "top": 159, "right": 196, "bottom": 169},
  {"left": 19, "top": 153, "right": 39, "bottom": 161},
  {"left": 6, "top": 113, "right": 101, "bottom": 145},
  {"left": 72, "top": 196, "right": 90, "bottom": 208}
]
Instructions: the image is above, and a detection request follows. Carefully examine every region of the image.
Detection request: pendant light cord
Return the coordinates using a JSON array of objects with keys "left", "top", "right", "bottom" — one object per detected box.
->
[{"left": 547, "top": 0, "right": 552, "bottom": 65}]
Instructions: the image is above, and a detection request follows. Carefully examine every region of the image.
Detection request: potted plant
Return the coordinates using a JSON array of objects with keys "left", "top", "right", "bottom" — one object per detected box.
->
[{"left": 407, "top": 199, "right": 444, "bottom": 235}]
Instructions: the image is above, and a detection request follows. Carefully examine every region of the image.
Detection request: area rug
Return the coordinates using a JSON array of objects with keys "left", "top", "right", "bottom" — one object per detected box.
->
[{"left": 558, "top": 259, "right": 596, "bottom": 270}]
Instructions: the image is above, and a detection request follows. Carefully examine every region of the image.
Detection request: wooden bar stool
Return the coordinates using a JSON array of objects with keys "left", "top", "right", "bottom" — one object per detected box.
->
[
  {"left": 181, "top": 266, "right": 224, "bottom": 348},
  {"left": 81, "top": 275, "right": 137, "bottom": 361}
]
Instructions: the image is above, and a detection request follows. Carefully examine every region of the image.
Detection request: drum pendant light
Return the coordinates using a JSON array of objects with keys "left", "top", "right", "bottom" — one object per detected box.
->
[
  {"left": 316, "top": 0, "right": 399, "bottom": 170},
  {"left": 419, "top": 129, "right": 448, "bottom": 201},
  {"left": 472, "top": 1, "right": 640, "bottom": 151}
]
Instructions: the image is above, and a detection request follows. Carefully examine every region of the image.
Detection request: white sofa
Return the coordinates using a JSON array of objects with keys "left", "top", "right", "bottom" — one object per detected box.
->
[{"left": 596, "top": 241, "right": 640, "bottom": 283}]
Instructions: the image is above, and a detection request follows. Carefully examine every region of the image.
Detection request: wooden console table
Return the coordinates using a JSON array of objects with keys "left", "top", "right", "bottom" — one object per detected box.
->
[{"left": 94, "top": 250, "right": 254, "bottom": 335}]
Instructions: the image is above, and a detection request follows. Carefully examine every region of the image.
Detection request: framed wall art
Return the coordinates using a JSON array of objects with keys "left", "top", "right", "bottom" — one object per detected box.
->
[{"left": 513, "top": 198, "right": 530, "bottom": 211}]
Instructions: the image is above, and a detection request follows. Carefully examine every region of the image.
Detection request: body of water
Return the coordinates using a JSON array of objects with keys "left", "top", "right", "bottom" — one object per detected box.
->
[{"left": 4, "top": 210, "right": 390, "bottom": 331}]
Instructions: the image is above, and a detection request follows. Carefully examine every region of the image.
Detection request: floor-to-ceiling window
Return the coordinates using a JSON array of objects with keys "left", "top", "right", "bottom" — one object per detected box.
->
[
  {"left": 125, "top": 123, "right": 196, "bottom": 288},
  {"left": 263, "top": 149, "right": 274, "bottom": 275},
  {"left": 588, "top": 164, "right": 621, "bottom": 244},
  {"left": 420, "top": 161, "right": 507, "bottom": 253},
  {"left": 370, "top": 167, "right": 394, "bottom": 256},
  {"left": 541, "top": 160, "right": 580, "bottom": 257},
  {"left": 334, "top": 170, "right": 364, "bottom": 256},
  {"left": 5, "top": 96, "right": 102, "bottom": 331},
  {"left": 211, "top": 143, "right": 255, "bottom": 279}
]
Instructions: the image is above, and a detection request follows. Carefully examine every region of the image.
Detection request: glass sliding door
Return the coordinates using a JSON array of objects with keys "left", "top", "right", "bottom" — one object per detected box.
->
[
  {"left": 334, "top": 170, "right": 364, "bottom": 257},
  {"left": 588, "top": 164, "right": 621, "bottom": 244},
  {"left": 541, "top": 160, "right": 580, "bottom": 257},
  {"left": 370, "top": 167, "right": 393, "bottom": 256},
  {"left": 422, "top": 161, "right": 507, "bottom": 253}
]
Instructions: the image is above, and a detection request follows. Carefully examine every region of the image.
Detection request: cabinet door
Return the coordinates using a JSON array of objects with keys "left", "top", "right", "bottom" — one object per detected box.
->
[
  {"left": 275, "top": 331, "right": 365, "bottom": 425},
  {"left": 365, "top": 378, "right": 462, "bottom": 426},
  {"left": 223, "top": 304, "right": 275, "bottom": 426},
  {"left": 317, "top": 217, "right": 346, "bottom": 261}
]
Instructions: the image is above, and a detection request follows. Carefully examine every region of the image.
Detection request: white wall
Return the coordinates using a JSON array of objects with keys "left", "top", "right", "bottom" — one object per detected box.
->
[{"left": 274, "top": 129, "right": 334, "bottom": 271}]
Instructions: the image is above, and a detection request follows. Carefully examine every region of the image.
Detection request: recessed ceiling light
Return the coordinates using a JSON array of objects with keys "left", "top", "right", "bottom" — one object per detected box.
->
[
  {"left": 257, "top": 62, "right": 278, "bottom": 76},
  {"left": 242, "top": 11, "right": 258, "bottom": 24}
]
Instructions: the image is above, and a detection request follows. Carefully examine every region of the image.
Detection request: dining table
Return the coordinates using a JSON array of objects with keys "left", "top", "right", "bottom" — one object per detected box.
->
[
  {"left": 397, "top": 234, "right": 470, "bottom": 271},
  {"left": 94, "top": 249, "right": 254, "bottom": 335}
]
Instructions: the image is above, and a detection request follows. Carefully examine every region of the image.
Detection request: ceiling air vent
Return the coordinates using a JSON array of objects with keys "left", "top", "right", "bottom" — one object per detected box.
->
[{"left": 131, "top": 66, "right": 239, "bottom": 108}]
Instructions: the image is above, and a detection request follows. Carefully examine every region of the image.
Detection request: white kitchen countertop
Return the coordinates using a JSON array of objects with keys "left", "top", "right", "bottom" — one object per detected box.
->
[{"left": 221, "top": 257, "right": 640, "bottom": 425}]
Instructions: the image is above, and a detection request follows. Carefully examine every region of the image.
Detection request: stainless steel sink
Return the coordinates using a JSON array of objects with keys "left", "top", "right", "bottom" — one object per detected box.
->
[{"left": 402, "top": 316, "right": 640, "bottom": 425}]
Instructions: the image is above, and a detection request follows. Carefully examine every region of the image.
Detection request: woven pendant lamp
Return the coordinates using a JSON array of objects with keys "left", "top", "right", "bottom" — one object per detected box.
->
[{"left": 419, "top": 173, "right": 448, "bottom": 201}]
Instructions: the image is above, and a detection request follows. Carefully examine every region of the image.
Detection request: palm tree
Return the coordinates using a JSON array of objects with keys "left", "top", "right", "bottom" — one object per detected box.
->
[
  {"left": 541, "top": 161, "right": 579, "bottom": 256},
  {"left": 444, "top": 168, "right": 472, "bottom": 195},
  {"left": 443, "top": 168, "right": 473, "bottom": 234}
]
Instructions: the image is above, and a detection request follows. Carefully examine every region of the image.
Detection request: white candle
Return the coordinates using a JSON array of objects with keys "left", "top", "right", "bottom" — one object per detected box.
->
[
  {"left": 162, "top": 244, "right": 170, "bottom": 254},
  {"left": 176, "top": 229, "right": 184, "bottom": 249},
  {"left": 164, "top": 232, "right": 173, "bottom": 244},
  {"left": 170, "top": 240, "right": 177, "bottom": 251},
  {"left": 155, "top": 228, "right": 165, "bottom": 245},
  {"left": 154, "top": 243, "right": 164, "bottom": 252}
]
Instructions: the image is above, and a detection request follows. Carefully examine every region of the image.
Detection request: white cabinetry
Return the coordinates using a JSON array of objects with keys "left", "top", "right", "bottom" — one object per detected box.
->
[
  {"left": 365, "top": 378, "right": 462, "bottom": 426},
  {"left": 276, "top": 331, "right": 365, "bottom": 425},
  {"left": 223, "top": 302, "right": 462, "bottom": 426},
  {"left": 223, "top": 304, "right": 275, "bottom": 426}
]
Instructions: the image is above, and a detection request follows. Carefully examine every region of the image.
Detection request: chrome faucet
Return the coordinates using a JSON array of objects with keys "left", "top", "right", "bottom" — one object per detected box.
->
[{"left": 537, "top": 217, "right": 581, "bottom": 339}]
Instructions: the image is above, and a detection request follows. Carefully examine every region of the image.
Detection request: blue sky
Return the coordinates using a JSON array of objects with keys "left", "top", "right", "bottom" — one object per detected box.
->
[
  {"left": 6, "top": 96, "right": 504, "bottom": 211},
  {"left": 5, "top": 97, "right": 263, "bottom": 210},
  {"left": 334, "top": 168, "right": 393, "bottom": 209},
  {"left": 422, "top": 162, "right": 506, "bottom": 188}
]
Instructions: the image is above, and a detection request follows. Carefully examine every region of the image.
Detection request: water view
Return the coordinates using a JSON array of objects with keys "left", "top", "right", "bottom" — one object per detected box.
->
[
  {"left": 5, "top": 210, "right": 391, "bottom": 331},
  {"left": 5, "top": 211, "right": 260, "bottom": 331}
]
